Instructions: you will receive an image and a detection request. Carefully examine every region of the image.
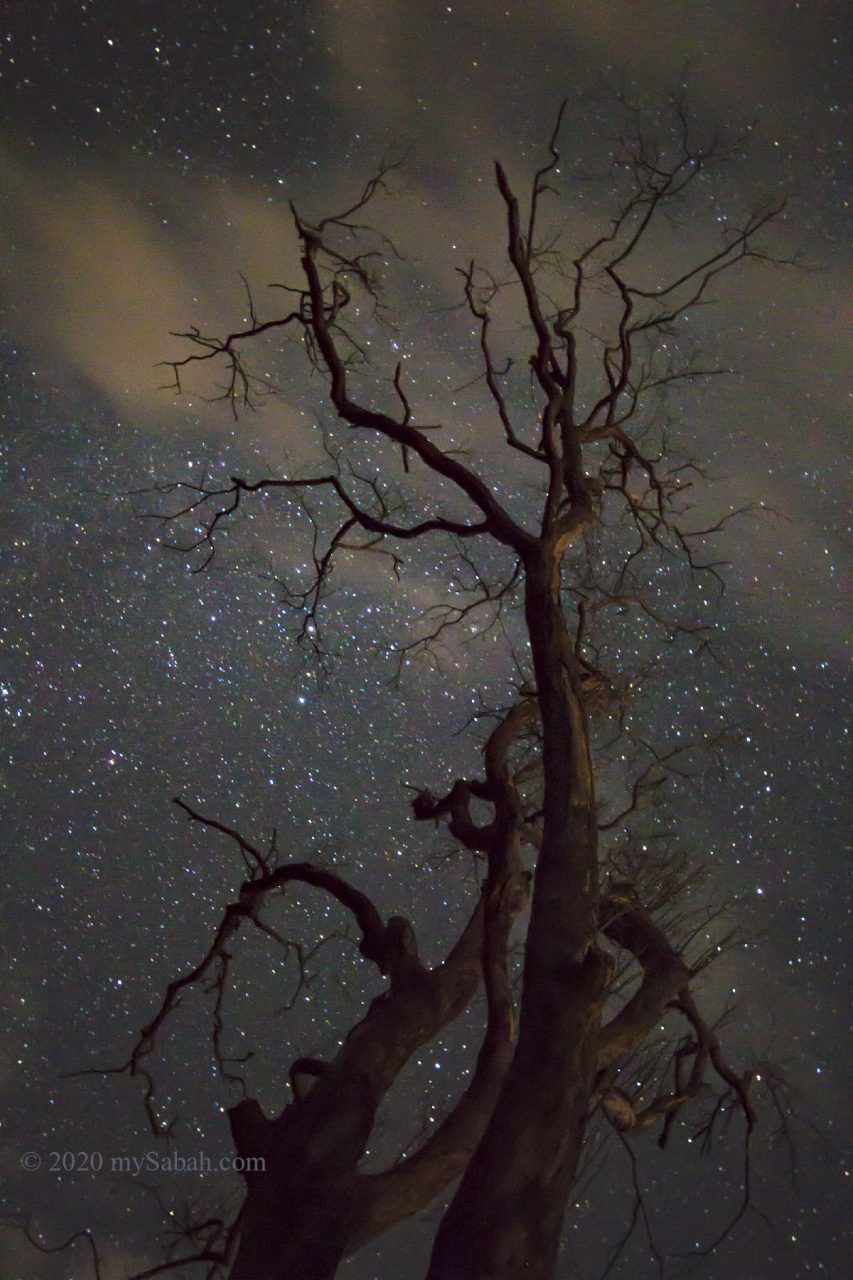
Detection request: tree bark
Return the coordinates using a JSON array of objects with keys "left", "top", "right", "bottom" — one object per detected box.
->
[{"left": 427, "top": 548, "right": 604, "bottom": 1280}]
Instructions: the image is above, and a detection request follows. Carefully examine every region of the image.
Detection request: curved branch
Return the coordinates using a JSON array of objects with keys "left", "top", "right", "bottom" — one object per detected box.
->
[
  {"left": 597, "top": 886, "right": 692, "bottom": 1070},
  {"left": 69, "top": 799, "right": 427, "bottom": 1133}
]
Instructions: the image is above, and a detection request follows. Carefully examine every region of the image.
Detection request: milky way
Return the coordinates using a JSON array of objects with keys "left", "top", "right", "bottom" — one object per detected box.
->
[{"left": 0, "top": 4, "right": 849, "bottom": 1277}]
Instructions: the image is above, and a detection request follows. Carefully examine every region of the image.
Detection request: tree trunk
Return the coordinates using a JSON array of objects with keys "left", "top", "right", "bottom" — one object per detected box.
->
[
  {"left": 227, "top": 902, "right": 489, "bottom": 1278},
  {"left": 427, "top": 549, "right": 604, "bottom": 1280},
  {"left": 227, "top": 1058, "right": 378, "bottom": 1280}
]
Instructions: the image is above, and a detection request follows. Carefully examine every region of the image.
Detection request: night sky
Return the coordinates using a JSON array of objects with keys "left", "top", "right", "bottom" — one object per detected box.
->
[{"left": 1, "top": 3, "right": 849, "bottom": 1278}]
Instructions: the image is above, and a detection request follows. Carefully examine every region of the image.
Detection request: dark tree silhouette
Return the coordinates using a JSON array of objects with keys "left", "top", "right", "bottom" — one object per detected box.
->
[{"left": 70, "top": 98, "right": 792, "bottom": 1280}]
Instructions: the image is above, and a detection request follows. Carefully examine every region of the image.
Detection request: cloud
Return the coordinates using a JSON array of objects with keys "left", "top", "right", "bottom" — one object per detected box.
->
[
  {"left": 0, "top": 145, "right": 197, "bottom": 418},
  {"left": 0, "top": 146, "right": 318, "bottom": 458},
  {"left": 321, "top": 0, "right": 829, "bottom": 171}
]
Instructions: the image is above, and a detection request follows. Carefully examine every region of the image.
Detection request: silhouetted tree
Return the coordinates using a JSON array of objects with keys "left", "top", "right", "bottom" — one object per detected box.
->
[{"left": 76, "top": 97, "right": 792, "bottom": 1280}]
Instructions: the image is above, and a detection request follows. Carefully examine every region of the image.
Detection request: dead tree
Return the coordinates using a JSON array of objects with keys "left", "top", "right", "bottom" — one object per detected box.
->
[{"left": 88, "top": 97, "right": 790, "bottom": 1280}]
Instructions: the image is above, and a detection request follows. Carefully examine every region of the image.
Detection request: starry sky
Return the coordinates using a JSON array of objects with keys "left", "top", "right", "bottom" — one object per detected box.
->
[{"left": 0, "top": 2, "right": 849, "bottom": 1278}]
